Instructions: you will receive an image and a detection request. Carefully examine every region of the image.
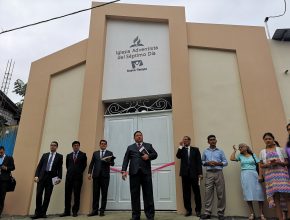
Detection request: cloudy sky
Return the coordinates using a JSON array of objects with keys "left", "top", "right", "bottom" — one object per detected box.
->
[{"left": 0, "top": 0, "right": 289, "bottom": 102}]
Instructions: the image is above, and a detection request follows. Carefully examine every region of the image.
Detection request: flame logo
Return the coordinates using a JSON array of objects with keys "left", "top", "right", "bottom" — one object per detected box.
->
[
  {"left": 130, "top": 36, "right": 144, "bottom": 47},
  {"left": 131, "top": 60, "right": 143, "bottom": 69}
]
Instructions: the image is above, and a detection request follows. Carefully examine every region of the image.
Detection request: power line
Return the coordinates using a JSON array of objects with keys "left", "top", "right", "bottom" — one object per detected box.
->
[
  {"left": 264, "top": 0, "right": 287, "bottom": 38},
  {"left": 0, "top": 0, "right": 120, "bottom": 35}
]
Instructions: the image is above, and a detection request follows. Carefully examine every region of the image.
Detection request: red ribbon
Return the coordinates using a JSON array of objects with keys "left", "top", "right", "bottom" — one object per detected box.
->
[{"left": 110, "top": 161, "right": 176, "bottom": 174}]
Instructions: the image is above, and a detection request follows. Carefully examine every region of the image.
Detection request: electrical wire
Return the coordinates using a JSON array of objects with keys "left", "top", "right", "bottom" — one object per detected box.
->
[
  {"left": 264, "top": 0, "right": 287, "bottom": 38},
  {"left": 0, "top": 0, "right": 120, "bottom": 35}
]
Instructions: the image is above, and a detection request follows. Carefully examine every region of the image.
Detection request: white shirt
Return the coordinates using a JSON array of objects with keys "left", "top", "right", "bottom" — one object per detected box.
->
[
  {"left": 100, "top": 149, "right": 106, "bottom": 158},
  {"left": 47, "top": 152, "right": 56, "bottom": 171}
]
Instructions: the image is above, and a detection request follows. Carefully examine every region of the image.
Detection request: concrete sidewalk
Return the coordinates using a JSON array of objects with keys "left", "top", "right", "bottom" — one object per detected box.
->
[
  {"left": 0, "top": 212, "right": 193, "bottom": 220},
  {"left": 0, "top": 212, "right": 251, "bottom": 220}
]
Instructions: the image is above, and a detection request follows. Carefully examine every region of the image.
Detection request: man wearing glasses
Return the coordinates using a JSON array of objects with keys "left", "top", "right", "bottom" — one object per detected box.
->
[{"left": 31, "top": 141, "right": 63, "bottom": 219}]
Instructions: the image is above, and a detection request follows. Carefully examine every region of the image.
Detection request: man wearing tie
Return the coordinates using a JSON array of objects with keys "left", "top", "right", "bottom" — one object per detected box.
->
[
  {"left": 32, "top": 141, "right": 63, "bottom": 219},
  {"left": 60, "top": 141, "right": 87, "bottom": 217},
  {"left": 0, "top": 146, "right": 15, "bottom": 217},
  {"left": 176, "top": 136, "right": 203, "bottom": 217},
  {"left": 87, "top": 140, "right": 115, "bottom": 217},
  {"left": 121, "top": 131, "right": 158, "bottom": 220}
]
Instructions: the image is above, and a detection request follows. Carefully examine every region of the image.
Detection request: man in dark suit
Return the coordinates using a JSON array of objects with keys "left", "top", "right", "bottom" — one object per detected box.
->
[
  {"left": 121, "top": 131, "right": 158, "bottom": 220},
  {"left": 32, "top": 141, "right": 63, "bottom": 219},
  {"left": 176, "top": 136, "right": 203, "bottom": 217},
  {"left": 87, "top": 139, "right": 115, "bottom": 217},
  {"left": 0, "top": 146, "right": 15, "bottom": 217},
  {"left": 60, "top": 141, "right": 87, "bottom": 217}
]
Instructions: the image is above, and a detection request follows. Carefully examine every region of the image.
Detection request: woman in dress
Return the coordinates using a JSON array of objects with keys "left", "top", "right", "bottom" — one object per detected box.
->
[
  {"left": 260, "top": 132, "right": 290, "bottom": 220},
  {"left": 285, "top": 123, "right": 290, "bottom": 177},
  {"left": 230, "top": 143, "right": 265, "bottom": 220}
]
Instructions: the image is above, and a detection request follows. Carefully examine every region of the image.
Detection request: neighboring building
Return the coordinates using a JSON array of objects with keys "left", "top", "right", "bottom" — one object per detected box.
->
[
  {"left": 6, "top": 3, "right": 290, "bottom": 217},
  {"left": 0, "top": 91, "right": 20, "bottom": 156},
  {"left": 0, "top": 90, "right": 20, "bottom": 126}
]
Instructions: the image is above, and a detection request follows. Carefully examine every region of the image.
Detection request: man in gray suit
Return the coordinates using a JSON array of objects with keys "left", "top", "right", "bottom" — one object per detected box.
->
[{"left": 121, "top": 131, "right": 158, "bottom": 220}]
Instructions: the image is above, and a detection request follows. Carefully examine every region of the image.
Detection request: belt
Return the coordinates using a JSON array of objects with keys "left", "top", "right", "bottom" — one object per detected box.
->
[{"left": 207, "top": 169, "right": 222, "bottom": 172}]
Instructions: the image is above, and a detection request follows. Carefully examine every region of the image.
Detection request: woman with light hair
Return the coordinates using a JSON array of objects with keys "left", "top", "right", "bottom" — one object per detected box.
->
[{"left": 230, "top": 143, "right": 265, "bottom": 220}]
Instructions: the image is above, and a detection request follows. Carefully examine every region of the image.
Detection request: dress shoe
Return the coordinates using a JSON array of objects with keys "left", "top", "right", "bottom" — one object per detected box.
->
[
  {"left": 31, "top": 215, "right": 40, "bottom": 219},
  {"left": 59, "top": 213, "right": 70, "bottom": 217},
  {"left": 99, "top": 212, "right": 105, "bottom": 216},
  {"left": 87, "top": 212, "right": 98, "bottom": 217},
  {"left": 72, "top": 213, "right": 78, "bottom": 217},
  {"left": 218, "top": 216, "right": 225, "bottom": 220},
  {"left": 200, "top": 214, "right": 211, "bottom": 219},
  {"left": 41, "top": 215, "right": 48, "bottom": 218},
  {"left": 196, "top": 212, "right": 201, "bottom": 217},
  {"left": 185, "top": 211, "right": 192, "bottom": 217}
]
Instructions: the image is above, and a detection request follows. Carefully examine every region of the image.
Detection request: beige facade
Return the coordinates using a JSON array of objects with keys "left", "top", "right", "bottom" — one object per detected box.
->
[{"left": 4, "top": 2, "right": 290, "bottom": 217}]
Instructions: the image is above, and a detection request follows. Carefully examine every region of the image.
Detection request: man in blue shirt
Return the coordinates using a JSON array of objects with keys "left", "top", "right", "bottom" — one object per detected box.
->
[{"left": 201, "top": 135, "right": 228, "bottom": 220}]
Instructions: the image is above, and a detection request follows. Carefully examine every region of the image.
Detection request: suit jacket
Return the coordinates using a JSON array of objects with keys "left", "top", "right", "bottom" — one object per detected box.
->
[
  {"left": 122, "top": 142, "right": 158, "bottom": 175},
  {"left": 35, "top": 152, "right": 63, "bottom": 181},
  {"left": 176, "top": 146, "right": 202, "bottom": 178},
  {"left": 66, "top": 151, "right": 87, "bottom": 181},
  {"left": 0, "top": 156, "right": 15, "bottom": 181},
  {"left": 88, "top": 150, "right": 115, "bottom": 178}
]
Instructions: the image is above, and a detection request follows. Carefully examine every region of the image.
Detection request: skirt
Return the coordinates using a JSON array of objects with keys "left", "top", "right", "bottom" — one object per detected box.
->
[{"left": 241, "top": 169, "right": 264, "bottom": 201}]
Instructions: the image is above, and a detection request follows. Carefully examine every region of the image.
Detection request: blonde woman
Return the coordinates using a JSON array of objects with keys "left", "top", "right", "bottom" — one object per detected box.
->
[{"left": 230, "top": 143, "right": 265, "bottom": 220}]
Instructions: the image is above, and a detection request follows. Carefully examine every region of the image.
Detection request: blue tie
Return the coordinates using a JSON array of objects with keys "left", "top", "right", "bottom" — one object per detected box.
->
[{"left": 46, "top": 153, "right": 53, "bottom": 171}]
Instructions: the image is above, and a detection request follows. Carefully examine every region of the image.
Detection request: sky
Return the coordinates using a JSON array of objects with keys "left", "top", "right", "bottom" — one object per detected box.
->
[{"left": 0, "top": 0, "right": 289, "bottom": 102}]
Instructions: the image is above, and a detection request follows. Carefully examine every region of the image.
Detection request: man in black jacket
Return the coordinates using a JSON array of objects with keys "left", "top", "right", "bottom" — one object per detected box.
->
[
  {"left": 0, "top": 146, "right": 15, "bottom": 217},
  {"left": 60, "top": 141, "right": 87, "bottom": 217},
  {"left": 121, "top": 131, "right": 158, "bottom": 220},
  {"left": 87, "top": 140, "right": 115, "bottom": 217},
  {"left": 32, "top": 141, "right": 63, "bottom": 219},
  {"left": 176, "top": 136, "right": 202, "bottom": 217}
]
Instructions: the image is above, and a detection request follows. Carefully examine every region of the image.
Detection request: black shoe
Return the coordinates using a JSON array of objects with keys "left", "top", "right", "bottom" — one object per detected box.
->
[
  {"left": 218, "top": 216, "right": 225, "bottom": 220},
  {"left": 59, "top": 213, "right": 70, "bottom": 217},
  {"left": 196, "top": 212, "right": 201, "bottom": 217},
  {"left": 41, "top": 215, "right": 48, "bottom": 218},
  {"left": 99, "top": 212, "right": 105, "bottom": 217},
  {"left": 31, "top": 215, "right": 41, "bottom": 219},
  {"left": 185, "top": 211, "right": 192, "bottom": 217},
  {"left": 87, "top": 212, "right": 98, "bottom": 217},
  {"left": 200, "top": 214, "right": 211, "bottom": 219},
  {"left": 72, "top": 213, "right": 78, "bottom": 217}
]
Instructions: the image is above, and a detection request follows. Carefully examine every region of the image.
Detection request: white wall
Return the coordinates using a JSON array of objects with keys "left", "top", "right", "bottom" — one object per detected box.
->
[
  {"left": 102, "top": 20, "right": 171, "bottom": 101},
  {"left": 29, "top": 64, "right": 85, "bottom": 214},
  {"left": 269, "top": 40, "right": 290, "bottom": 123},
  {"left": 189, "top": 48, "right": 252, "bottom": 216}
]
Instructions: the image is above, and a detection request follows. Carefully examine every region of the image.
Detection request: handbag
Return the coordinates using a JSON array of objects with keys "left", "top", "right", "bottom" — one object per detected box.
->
[
  {"left": 252, "top": 154, "right": 264, "bottom": 182},
  {"left": 6, "top": 175, "right": 16, "bottom": 192}
]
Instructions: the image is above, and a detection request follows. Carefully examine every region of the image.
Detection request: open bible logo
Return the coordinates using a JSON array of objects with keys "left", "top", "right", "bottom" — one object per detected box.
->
[
  {"left": 130, "top": 36, "right": 144, "bottom": 47},
  {"left": 131, "top": 60, "right": 143, "bottom": 69}
]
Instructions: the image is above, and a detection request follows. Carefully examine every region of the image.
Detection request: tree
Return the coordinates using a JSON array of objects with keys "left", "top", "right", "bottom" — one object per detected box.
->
[{"left": 12, "top": 79, "right": 27, "bottom": 110}]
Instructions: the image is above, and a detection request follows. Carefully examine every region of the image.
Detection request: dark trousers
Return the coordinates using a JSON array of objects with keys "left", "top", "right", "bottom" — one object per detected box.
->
[
  {"left": 35, "top": 172, "right": 54, "bottom": 216},
  {"left": 64, "top": 177, "right": 83, "bottom": 214},
  {"left": 92, "top": 176, "right": 109, "bottom": 212},
  {"left": 181, "top": 176, "right": 201, "bottom": 213},
  {"left": 0, "top": 181, "right": 8, "bottom": 216},
  {"left": 129, "top": 170, "right": 155, "bottom": 220}
]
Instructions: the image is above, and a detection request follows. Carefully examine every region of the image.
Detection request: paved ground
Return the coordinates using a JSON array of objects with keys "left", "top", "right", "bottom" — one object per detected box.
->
[{"left": 0, "top": 211, "right": 254, "bottom": 220}]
